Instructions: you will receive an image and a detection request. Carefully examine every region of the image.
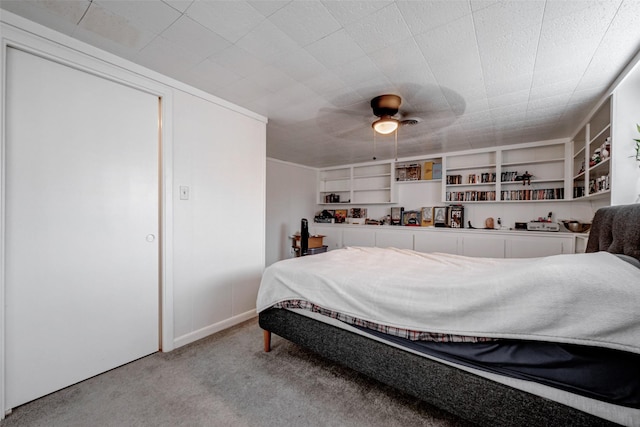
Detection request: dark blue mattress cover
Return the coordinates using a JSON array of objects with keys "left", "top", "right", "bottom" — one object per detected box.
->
[{"left": 354, "top": 326, "right": 640, "bottom": 408}]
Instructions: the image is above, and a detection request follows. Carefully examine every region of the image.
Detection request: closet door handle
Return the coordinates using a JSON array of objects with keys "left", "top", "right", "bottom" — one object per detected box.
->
[{"left": 146, "top": 234, "right": 156, "bottom": 242}]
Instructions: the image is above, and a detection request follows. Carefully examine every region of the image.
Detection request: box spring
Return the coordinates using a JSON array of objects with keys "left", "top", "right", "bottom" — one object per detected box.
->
[{"left": 259, "top": 308, "right": 615, "bottom": 426}]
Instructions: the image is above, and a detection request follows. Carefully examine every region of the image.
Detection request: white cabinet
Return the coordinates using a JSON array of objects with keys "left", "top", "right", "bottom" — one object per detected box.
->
[
  {"left": 312, "top": 224, "right": 575, "bottom": 258},
  {"left": 414, "top": 231, "right": 458, "bottom": 254},
  {"left": 313, "top": 226, "right": 342, "bottom": 251},
  {"left": 318, "top": 161, "right": 394, "bottom": 205},
  {"left": 460, "top": 235, "right": 505, "bottom": 258},
  {"left": 506, "top": 235, "right": 573, "bottom": 258},
  {"left": 343, "top": 228, "right": 376, "bottom": 247},
  {"left": 376, "top": 229, "right": 414, "bottom": 249}
]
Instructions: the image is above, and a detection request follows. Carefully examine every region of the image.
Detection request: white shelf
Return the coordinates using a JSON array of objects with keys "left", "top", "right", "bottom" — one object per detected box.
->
[
  {"left": 354, "top": 173, "right": 391, "bottom": 179},
  {"left": 318, "top": 161, "right": 394, "bottom": 205},
  {"left": 502, "top": 158, "right": 564, "bottom": 167},
  {"left": 571, "top": 96, "right": 611, "bottom": 200},
  {"left": 444, "top": 141, "right": 566, "bottom": 203},
  {"left": 447, "top": 164, "right": 496, "bottom": 172},
  {"left": 396, "top": 179, "right": 441, "bottom": 184}
]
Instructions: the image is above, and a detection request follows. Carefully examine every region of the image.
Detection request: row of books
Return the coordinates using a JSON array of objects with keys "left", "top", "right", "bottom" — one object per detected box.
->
[
  {"left": 446, "top": 172, "right": 497, "bottom": 185},
  {"left": 501, "top": 171, "right": 522, "bottom": 182},
  {"left": 500, "top": 188, "right": 564, "bottom": 201},
  {"left": 446, "top": 191, "right": 497, "bottom": 201},
  {"left": 468, "top": 172, "right": 496, "bottom": 183}
]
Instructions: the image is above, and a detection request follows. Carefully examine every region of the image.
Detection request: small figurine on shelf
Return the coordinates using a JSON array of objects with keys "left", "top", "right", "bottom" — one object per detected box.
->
[
  {"left": 590, "top": 149, "right": 601, "bottom": 167},
  {"left": 601, "top": 140, "right": 610, "bottom": 160},
  {"left": 515, "top": 171, "right": 532, "bottom": 185}
]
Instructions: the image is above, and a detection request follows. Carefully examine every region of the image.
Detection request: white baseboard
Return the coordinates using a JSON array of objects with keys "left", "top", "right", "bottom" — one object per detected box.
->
[{"left": 171, "top": 310, "right": 257, "bottom": 349}]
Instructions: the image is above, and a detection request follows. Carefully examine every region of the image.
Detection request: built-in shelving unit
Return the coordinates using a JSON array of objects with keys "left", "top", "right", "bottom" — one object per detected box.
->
[
  {"left": 444, "top": 151, "right": 497, "bottom": 202},
  {"left": 443, "top": 142, "right": 566, "bottom": 203},
  {"left": 395, "top": 158, "right": 442, "bottom": 183},
  {"left": 500, "top": 144, "right": 566, "bottom": 202},
  {"left": 572, "top": 96, "right": 611, "bottom": 200},
  {"left": 318, "top": 161, "right": 394, "bottom": 205},
  {"left": 319, "top": 141, "right": 572, "bottom": 206}
]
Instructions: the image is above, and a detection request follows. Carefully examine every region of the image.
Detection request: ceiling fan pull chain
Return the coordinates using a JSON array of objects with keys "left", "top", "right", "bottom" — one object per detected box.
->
[
  {"left": 394, "top": 128, "right": 398, "bottom": 161},
  {"left": 372, "top": 129, "right": 377, "bottom": 160}
]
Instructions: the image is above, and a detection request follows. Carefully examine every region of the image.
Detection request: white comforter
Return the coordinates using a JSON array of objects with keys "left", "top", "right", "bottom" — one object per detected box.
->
[{"left": 257, "top": 247, "right": 640, "bottom": 354}]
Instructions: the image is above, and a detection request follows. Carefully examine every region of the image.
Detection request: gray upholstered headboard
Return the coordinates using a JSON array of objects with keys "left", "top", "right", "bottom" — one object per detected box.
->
[{"left": 585, "top": 204, "right": 640, "bottom": 261}]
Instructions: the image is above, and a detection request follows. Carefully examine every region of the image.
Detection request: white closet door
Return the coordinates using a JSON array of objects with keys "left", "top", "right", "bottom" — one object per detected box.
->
[{"left": 5, "top": 48, "right": 160, "bottom": 408}]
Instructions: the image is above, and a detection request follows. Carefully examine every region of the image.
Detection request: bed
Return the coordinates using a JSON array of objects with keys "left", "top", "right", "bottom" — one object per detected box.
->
[{"left": 258, "top": 204, "right": 640, "bottom": 426}]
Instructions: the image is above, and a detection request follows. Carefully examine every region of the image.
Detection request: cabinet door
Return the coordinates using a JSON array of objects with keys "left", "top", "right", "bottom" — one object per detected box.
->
[
  {"left": 311, "top": 225, "right": 343, "bottom": 251},
  {"left": 460, "top": 235, "right": 505, "bottom": 258},
  {"left": 414, "top": 232, "right": 458, "bottom": 254},
  {"left": 343, "top": 228, "right": 376, "bottom": 247},
  {"left": 507, "top": 236, "right": 572, "bottom": 258},
  {"left": 376, "top": 229, "right": 414, "bottom": 249}
]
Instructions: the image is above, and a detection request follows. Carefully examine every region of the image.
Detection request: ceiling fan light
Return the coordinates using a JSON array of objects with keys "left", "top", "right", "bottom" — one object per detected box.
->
[{"left": 372, "top": 117, "right": 399, "bottom": 134}]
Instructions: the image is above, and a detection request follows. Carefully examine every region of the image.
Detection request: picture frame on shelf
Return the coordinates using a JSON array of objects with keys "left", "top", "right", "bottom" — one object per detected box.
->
[
  {"left": 349, "top": 208, "right": 367, "bottom": 219},
  {"left": 433, "top": 163, "right": 442, "bottom": 180},
  {"left": 391, "top": 207, "right": 404, "bottom": 225},
  {"left": 434, "top": 207, "right": 448, "bottom": 227},
  {"left": 396, "top": 167, "right": 407, "bottom": 182},
  {"left": 402, "top": 210, "right": 421, "bottom": 226},
  {"left": 334, "top": 209, "right": 347, "bottom": 223},
  {"left": 406, "top": 164, "right": 421, "bottom": 181},
  {"left": 421, "top": 207, "right": 433, "bottom": 227}
]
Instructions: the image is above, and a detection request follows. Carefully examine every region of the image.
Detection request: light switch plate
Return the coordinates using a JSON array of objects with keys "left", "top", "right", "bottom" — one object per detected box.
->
[{"left": 179, "top": 186, "right": 189, "bottom": 200}]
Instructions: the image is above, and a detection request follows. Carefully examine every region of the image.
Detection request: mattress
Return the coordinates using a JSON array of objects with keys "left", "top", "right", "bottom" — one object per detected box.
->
[{"left": 287, "top": 308, "right": 640, "bottom": 426}]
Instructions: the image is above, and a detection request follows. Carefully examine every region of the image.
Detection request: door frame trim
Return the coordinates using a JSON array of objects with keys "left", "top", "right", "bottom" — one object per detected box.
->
[{"left": 0, "top": 15, "right": 175, "bottom": 416}]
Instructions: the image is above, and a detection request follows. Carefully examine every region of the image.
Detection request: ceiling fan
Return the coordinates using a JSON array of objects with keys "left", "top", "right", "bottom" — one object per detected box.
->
[
  {"left": 370, "top": 94, "right": 420, "bottom": 135},
  {"left": 315, "top": 84, "right": 465, "bottom": 161}
]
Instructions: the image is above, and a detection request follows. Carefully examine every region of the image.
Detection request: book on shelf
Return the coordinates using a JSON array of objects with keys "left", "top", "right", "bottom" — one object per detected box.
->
[
  {"left": 500, "top": 188, "right": 564, "bottom": 201},
  {"left": 423, "top": 162, "right": 433, "bottom": 180},
  {"left": 448, "top": 205, "right": 464, "bottom": 228}
]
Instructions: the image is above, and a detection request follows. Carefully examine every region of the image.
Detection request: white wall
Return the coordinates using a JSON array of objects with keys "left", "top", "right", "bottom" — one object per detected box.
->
[
  {"left": 266, "top": 159, "right": 317, "bottom": 266},
  {"left": 0, "top": 11, "right": 267, "bottom": 361},
  {"left": 612, "top": 59, "right": 640, "bottom": 205},
  {"left": 172, "top": 90, "right": 266, "bottom": 346}
]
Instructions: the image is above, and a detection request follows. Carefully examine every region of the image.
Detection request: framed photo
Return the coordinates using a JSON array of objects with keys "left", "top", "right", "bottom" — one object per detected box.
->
[
  {"left": 421, "top": 207, "right": 433, "bottom": 227},
  {"left": 396, "top": 167, "right": 407, "bottom": 181},
  {"left": 334, "top": 209, "right": 347, "bottom": 223},
  {"left": 390, "top": 207, "right": 404, "bottom": 225},
  {"left": 349, "top": 207, "right": 367, "bottom": 218},
  {"left": 406, "top": 164, "right": 421, "bottom": 181},
  {"left": 449, "top": 205, "right": 464, "bottom": 228},
  {"left": 433, "top": 206, "right": 448, "bottom": 227},
  {"left": 402, "top": 210, "right": 421, "bottom": 226}
]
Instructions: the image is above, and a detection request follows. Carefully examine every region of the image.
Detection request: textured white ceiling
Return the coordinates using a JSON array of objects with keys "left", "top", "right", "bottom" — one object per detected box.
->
[{"left": 2, "top": 0, "right": 640, "bottom": 167}]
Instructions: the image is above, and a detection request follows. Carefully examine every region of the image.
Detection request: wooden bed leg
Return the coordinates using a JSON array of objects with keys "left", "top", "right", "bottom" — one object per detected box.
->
[{"left": 263, "top": 330, "right": 271, "bottom": 352}]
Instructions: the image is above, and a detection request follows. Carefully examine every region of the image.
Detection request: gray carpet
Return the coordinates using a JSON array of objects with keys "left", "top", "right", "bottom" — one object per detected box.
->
[{"left": 1, "top": 318, "right": 471, "bottom": 426}]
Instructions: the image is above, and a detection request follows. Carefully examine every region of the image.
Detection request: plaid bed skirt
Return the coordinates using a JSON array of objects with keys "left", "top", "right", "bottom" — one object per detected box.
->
[{"left": 273, "top": 299, "right": 496, "bottom": 343}]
